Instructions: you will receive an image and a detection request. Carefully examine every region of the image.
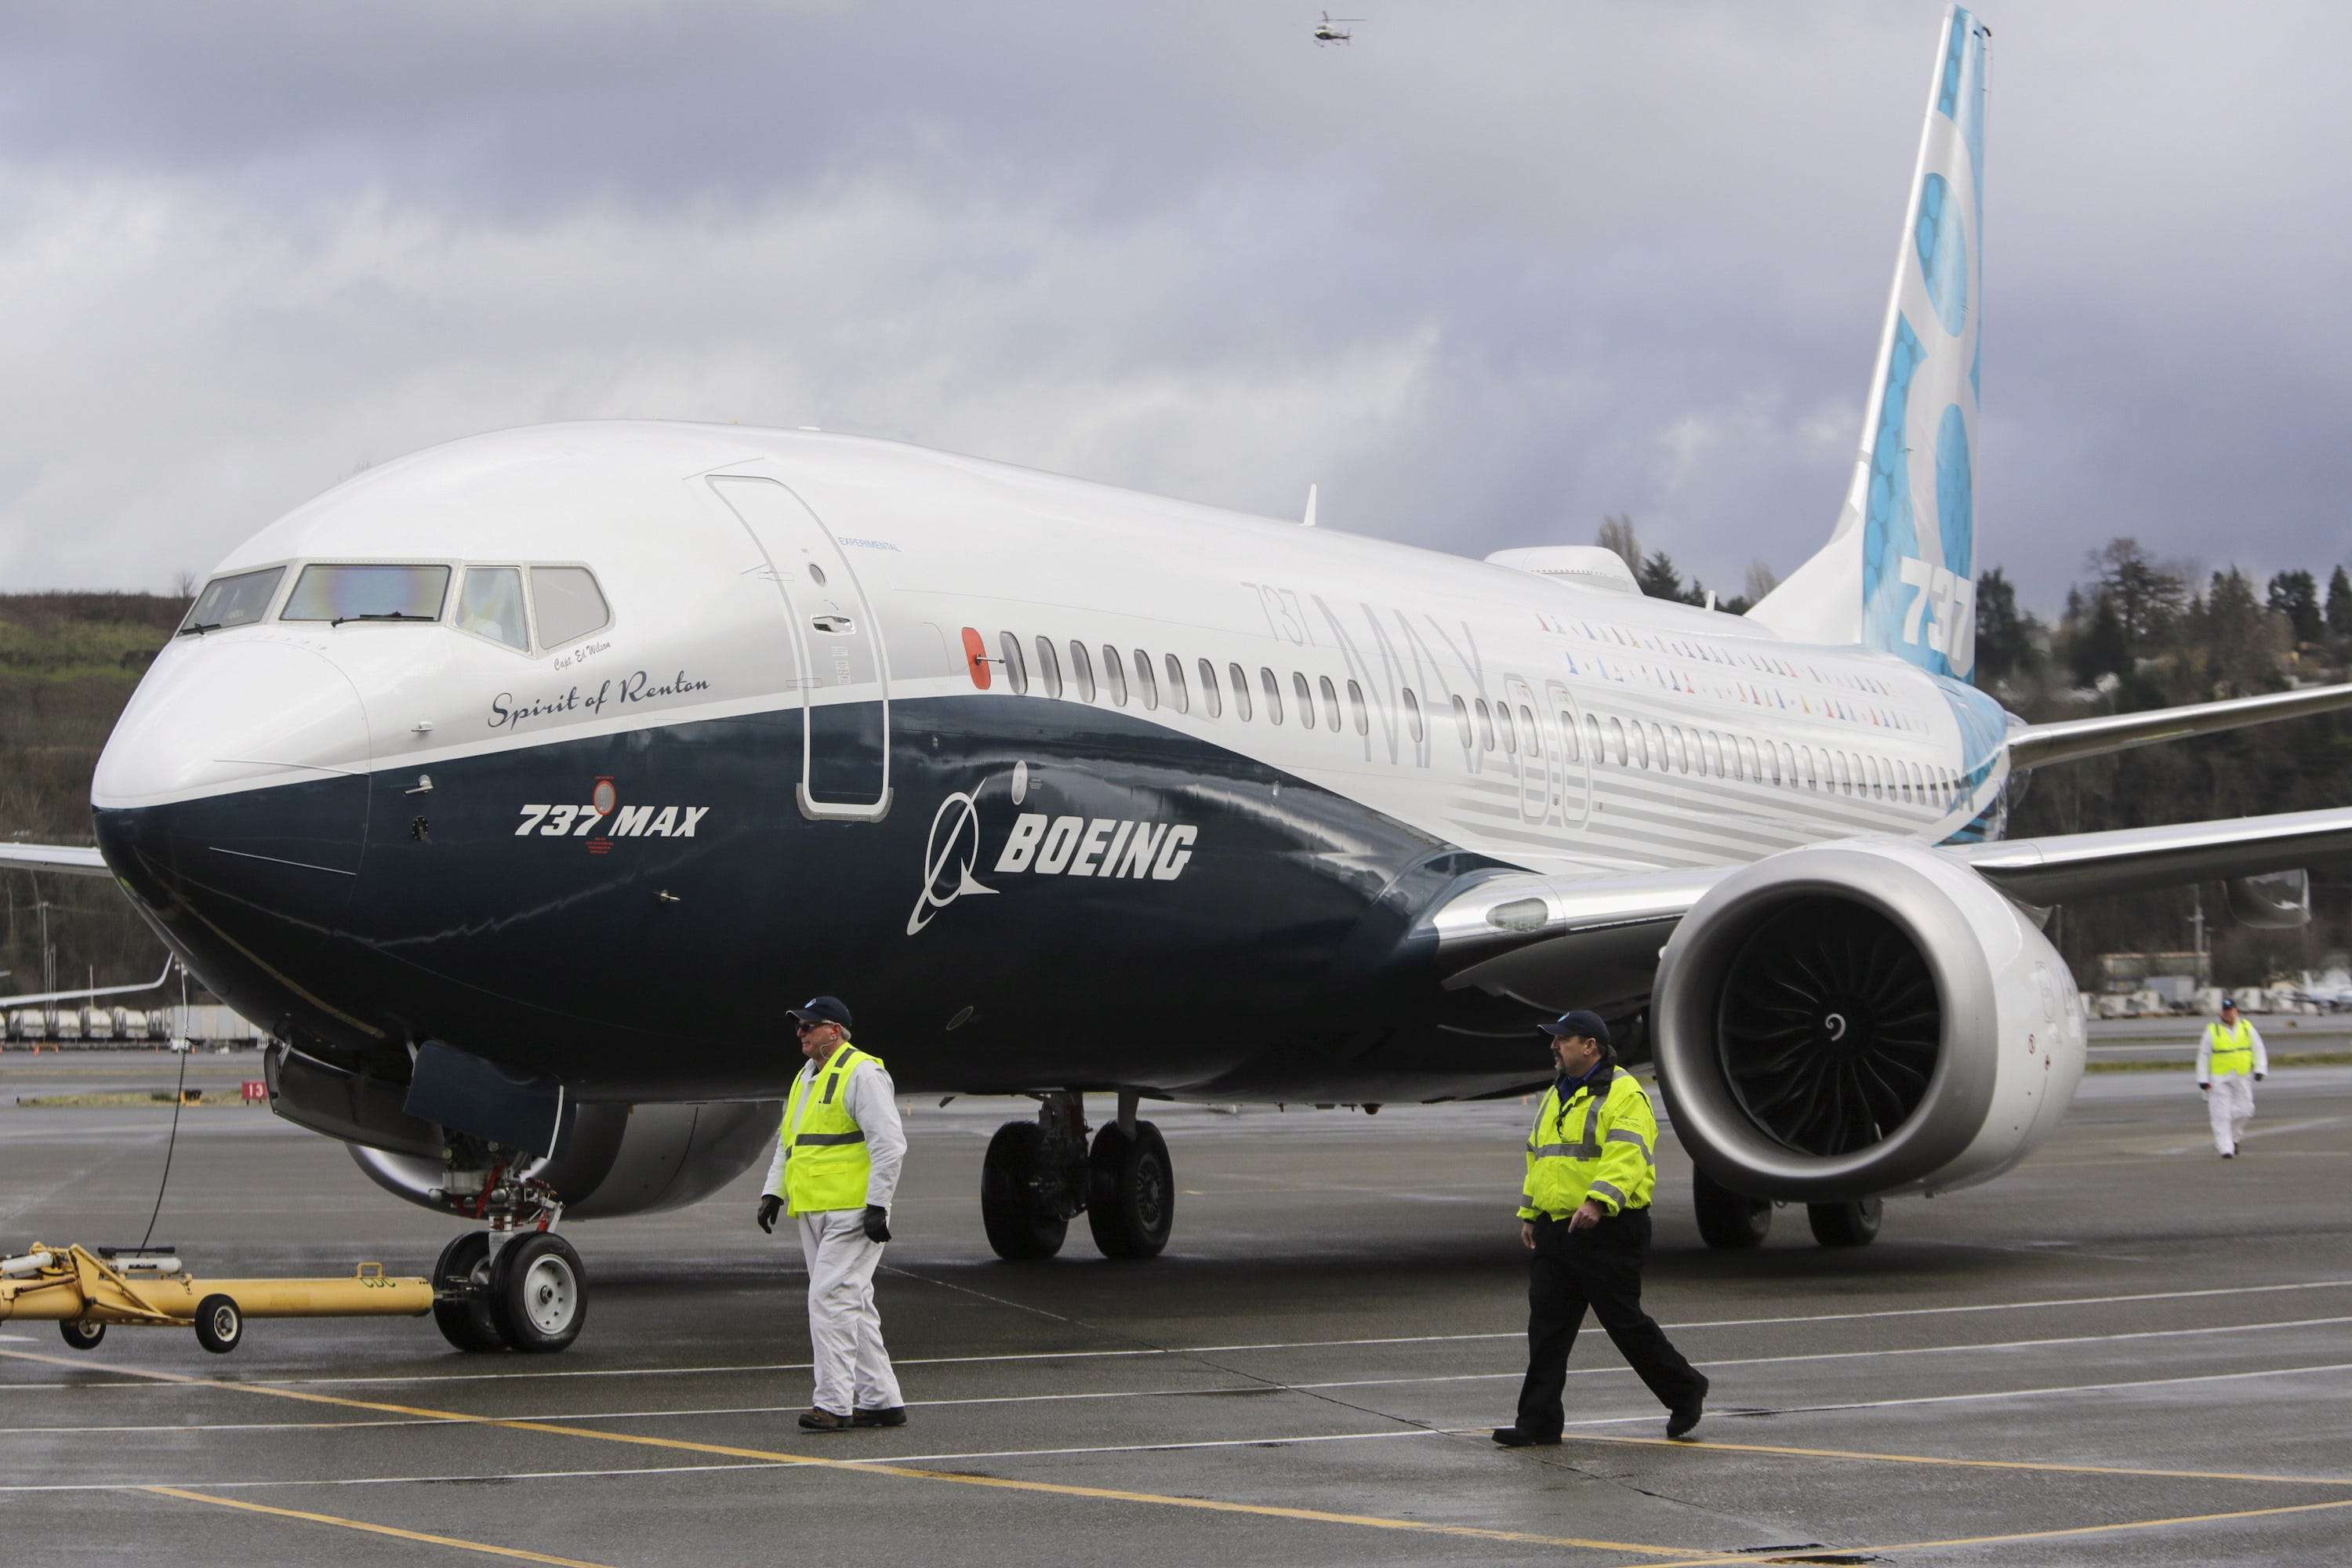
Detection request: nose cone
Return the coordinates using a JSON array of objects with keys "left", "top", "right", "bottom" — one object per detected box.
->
[
  {"left": 95, "top": 640, "right": 370, "bottom": 809},
  {"left": 92, "top": 639, "right": 374, "bottom": 1044}
]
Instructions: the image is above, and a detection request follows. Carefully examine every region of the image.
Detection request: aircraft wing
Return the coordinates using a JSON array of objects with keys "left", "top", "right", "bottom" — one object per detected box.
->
[
  {"left": 0, "top": 842, "right": 111, "bottom": 878},
  {"left": 2005, "top": 681, "right": 2352, "bottom": 771},
  {"left": 1421, "top": 802, "right": 2352, "bottom": 1011}
]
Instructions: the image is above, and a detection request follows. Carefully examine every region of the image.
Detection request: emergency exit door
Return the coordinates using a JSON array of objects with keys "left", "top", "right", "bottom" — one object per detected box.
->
[{"left": 707, "top": 474, "right": 891, "bottom": 821}]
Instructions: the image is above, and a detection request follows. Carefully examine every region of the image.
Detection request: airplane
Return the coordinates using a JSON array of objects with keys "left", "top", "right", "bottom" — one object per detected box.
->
[
  {"left": 9, "top": 5, "right": 2352, "bottom": 1352},
  {"left": 1312, "top": 13, "right": 1359, "bottom": 46}
]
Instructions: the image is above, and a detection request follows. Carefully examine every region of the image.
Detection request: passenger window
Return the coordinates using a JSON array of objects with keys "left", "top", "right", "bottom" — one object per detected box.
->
[
  {"left": 1495, "top": 701, "right": 1515, "bottom": 753},
  {"left": 1452, "top": 694, "right": 1472, "bottom": 748},
  {"left": 530, "top": 566, "right": 610, "bottom": 645},
  {"left": 1134, "top": 649, "right": 1159, "bottom": 710},
  {"left": 1647, "top": 723, "right": 1664, "bottom": 770},
  {"left": 1475, "top": 698, "right": 1496, "bottom": 752},
  {"left": 456, "top": 566, "right": 529, "bottom": 651},
  {"left": 1261, "top": 667, "right": 1284, "bottom": 724},
  {"left": 1000, "top": 631, "right": 1030, "bottom": 695},
  {"left": 1630, "top": 723, "right": 1650, "bottom": 769},
  {"left": 1318, "top": 675, "right": 1341, "bottom": 732},
  {"left": 1348, "top": 680, "right": 1369, "bottom": 736},
  {"left": 1070, "top": 641, "right": 1097, "bottom": 702},
  {"left": 1705, "top": 732, "right": 1725, "bottom": 775},
  {"left": 1164, "top": 654, "right": 1189, "bottom": 714},
  {"left": 1584, "top": 713, "right": 1603, "bottom": 764},
  {"left": 1739, "top": 736, "right": 1760, "bottom": 780},
  {"left": 1778, "top": 742, "right": 1795, "bottom": 786},
  {"left": 1834, "top": 753, "right": 1852, "bottom": 793},
  {"left": 1665, "top": 726, "right": 1686, "bottom": 773},
  {"left": 1103, "top": 644, "right": 1129, "bottom": 706},
  {"left": 1196, "top": 659, "right": 1221, "bottom": 718},
  {"left": 181, "top": 565, "right": 285, "bottom": 633},
  {"left": 283, "top": 563, "right": 450, "bottom": 623},
  {"left": 1520, "top": 705, "right": 1541, "bottom": 757},
  {"left": 1403, "top": 687, "right": 1425, "bottom": 743},
  {"left": 1560, "top": 712, "right": 1579, "bottom": 762},
  {"left": 1606, "top": 717, "right": 1628, "bottom": 765},
  {"left": 1229, "top": 662, "right": 1253, "bottom": 722},
  {"left": 1293, "top": 673, "right": 1315, "bottom": 728},
  {"left": 1802, "top": 748, "right": 1818, "bottom": 790},
  {"left": 1035, "top": 637, "right": 1064, "bottom": 699}
]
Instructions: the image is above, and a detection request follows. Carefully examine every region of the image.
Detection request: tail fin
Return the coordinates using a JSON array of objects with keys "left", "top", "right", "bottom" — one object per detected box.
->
[{"left": 1748, "top": 5, "right": 1988, "bottom": 681}]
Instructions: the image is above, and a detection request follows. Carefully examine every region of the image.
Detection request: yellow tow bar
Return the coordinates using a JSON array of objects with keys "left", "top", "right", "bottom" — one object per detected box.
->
[{"left": 0, "top": 1243, "right": 431, "bottom": 1355}]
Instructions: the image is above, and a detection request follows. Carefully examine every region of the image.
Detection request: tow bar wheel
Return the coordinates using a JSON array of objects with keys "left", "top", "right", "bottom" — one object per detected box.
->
[
  {"left": 489, "top": 1232, "right": 586, "bottom": 1353},
  {"left": 194, "top": 1294, "right": 243, "bottom": 1355},
  {"left": 431, "top": 1232, "right": 508, "bottom": 1353},
  {"left": 59, "top": 1319, "right": 104, "bottom": 1352}
]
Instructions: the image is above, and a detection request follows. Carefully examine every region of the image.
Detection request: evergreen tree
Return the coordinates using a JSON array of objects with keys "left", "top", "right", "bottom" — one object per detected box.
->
[
  {"left": 2088, "top": 538, "right": 2187, "bottom": 660},
  {"left": 2266, "top": 569, "right": 2322, "bottom": 644},
  {"left": 1974, "top": 567, "right": 2038, "bottom": 685},
  {"left": 1637, "top": 550, "right": 1688, "bottom": 602},
  {"left": 2071, "top": 593, "right": 2129, "bottom": 687},
  {"left": 2327, "top": 566, "right": 2352, "bottom": 641}
]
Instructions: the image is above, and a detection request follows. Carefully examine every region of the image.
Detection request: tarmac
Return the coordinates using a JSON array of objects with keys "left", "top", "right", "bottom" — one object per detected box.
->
[{"left": 3, "top": 1049, "right": 2349, "bottom": 1566}]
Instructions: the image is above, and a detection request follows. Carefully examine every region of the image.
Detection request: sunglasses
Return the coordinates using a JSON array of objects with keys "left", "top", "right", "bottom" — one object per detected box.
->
[{"left": 794, "top": 1018, "right": 835, "bottom": 1034}]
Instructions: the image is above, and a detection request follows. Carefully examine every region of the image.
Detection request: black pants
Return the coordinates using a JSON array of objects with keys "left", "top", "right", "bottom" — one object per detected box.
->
[{"left": 1515, "top": 1208, "right": 1707, "bottom": 1439}]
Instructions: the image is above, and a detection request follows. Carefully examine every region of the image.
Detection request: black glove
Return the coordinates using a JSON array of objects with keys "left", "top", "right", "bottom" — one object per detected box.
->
[
  {"left": 2256, "top": 1073, "right": 2267, "bottom": 1082},
  {"left": 757, "top": 1194, "right": 782, "bottom": 1233},
  {"left": 862, "top": 1204, "right": 891, "bottom": 1243}
]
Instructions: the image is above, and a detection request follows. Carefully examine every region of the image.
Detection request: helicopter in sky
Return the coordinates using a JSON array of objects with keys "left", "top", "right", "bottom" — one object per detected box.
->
[{"left": 1312, "top": 13, "right": 1361, "bottom": 45}]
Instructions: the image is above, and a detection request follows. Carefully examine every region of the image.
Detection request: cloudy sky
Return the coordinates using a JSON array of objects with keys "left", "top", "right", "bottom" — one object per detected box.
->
[{"left": 3, "top": 1, "right": 2346, "bottom": 613}]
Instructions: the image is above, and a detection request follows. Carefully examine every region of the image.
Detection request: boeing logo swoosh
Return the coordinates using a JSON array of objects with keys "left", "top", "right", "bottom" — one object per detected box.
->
[{"left": 907, "top": 786, "right": 996, "bottom": 935}]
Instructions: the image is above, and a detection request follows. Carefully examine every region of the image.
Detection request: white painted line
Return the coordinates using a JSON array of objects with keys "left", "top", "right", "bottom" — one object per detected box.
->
[
  {"left": 1744, "top": 1359, "right": 2352, "bottom": 1418},
  {"left": 9, "top": 1315, "right": 2346, "bottom": 1437},
  {"left": 3, "top": 1276, "right": 2347, "bottom": 1392}
]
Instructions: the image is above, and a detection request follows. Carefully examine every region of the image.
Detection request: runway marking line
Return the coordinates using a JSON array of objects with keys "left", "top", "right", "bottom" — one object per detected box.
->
[
  {"left": 8, "top": 1275, "right": 2345, "bottom": 1392},
  {"left": 0, "top": 1350, "right": 1704, "bottom": 1559},
  {"left": 12, "top": 1312, "right": 2352, "bottom": 1439},
  {"left": 1598, "top": 1495, "right": 2352, "bottom": 1567},
  {"left": 1573, "top": 1426, "right": 2352, "bottom": 1489},
  {"left": 139, "top": 1486, "right": 617, "bottom": 1566}
]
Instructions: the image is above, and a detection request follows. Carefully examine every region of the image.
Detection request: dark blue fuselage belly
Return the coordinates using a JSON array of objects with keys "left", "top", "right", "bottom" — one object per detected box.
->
[{"left": 95, "top": 696, "right": 1556, "bottom": 1103}]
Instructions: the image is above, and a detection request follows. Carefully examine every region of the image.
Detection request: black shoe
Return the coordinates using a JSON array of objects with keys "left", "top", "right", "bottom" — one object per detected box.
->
[
  {"left": 1490, "top": 1426, "right": 1559, "bottom": 1447},
  {"left": 851, "top": 1406, "right": 907, "bottom": 1428},
  {"left": 2221, "top": 1151, "right": 2234, "bottom": 1160},
  {"left": 798, "top": 1408, "right": 852, "bottom": 1432},
  {"left": 1666, "top": 1400, "right": 1704, "bottom": 1440}
]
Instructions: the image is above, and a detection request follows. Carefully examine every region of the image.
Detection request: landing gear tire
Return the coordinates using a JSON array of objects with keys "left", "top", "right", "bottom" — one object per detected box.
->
[
  {"left": 1692, "top": 1167, "right": 1773, "bottom": 1250},
  {"left": 193, "top": 1294, "right": 243, "bottom": 1354},
  {"left": 489, "top": 1232, "right": 586, "bottom": 1353},
  {"left": 431, "top": 1231, "right": 508, "bottom": 1353},
  {"left": 1806, "top": 1196, "right": 1883, "bottom": 1247},
  {"left": 982, "top": 1120, "right": 1069, "bottom": 1261},
  {"left": 59, "top": 1319, "right": 103, "bottom": 1352},
  {"left": 1087, "top": 1121, "right": 1174, "bottom": 1260}
]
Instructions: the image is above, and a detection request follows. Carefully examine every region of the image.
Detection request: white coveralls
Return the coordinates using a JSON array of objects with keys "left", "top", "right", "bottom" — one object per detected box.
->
[
  {"left": 2196, "top": 1021, "right": 2268, "bottom": 1156},
  {"left": 763, "top": 1053, "right": 907, "bottom": 1416}
]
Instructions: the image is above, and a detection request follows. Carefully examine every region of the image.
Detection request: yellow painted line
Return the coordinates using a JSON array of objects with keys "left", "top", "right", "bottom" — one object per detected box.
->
[
  {"left": 140, "top": 1486, "right": 617, "bottom": 1566},
  {"left": 3, "top": 1351, "right": 1700, "bottom": 1559},
  {"left": 1572, "top": 1432, "right": 2352, "bottom": 1487},
  {"left": 1602, "top": 1494, "right": 2352, "bottom": 1566}
]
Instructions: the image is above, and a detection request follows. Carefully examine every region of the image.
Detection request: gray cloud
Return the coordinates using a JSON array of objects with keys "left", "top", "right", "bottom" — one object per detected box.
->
[{"left": 3, "top": 1, "right": 2347, "bottom": 613}]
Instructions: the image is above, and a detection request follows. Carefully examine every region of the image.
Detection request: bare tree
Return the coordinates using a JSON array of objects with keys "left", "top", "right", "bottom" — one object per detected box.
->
[
  {"left": 1596, "top": 515, "right": 1640, "bottom": 575},
  {"left": 1742, "top": 559, "right": 1779, "bottom": 604},
  {"left": 172, "top": 568, "right": 198, "bottom": 601}
]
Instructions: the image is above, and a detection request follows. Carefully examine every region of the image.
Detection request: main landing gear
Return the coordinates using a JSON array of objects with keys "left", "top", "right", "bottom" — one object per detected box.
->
[
  {"left": 982, "top": 1091, "right": 1174, "bottom": 1261},
  {"left": 1691, "top": 1167, "right": 1884, "bottom": 1251},
  {"left": 430, "top": 1165, "right": 587, "bottom": 1352}
]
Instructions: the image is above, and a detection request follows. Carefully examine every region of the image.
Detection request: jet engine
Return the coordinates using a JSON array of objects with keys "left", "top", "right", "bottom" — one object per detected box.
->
[
  {"left": 1652, "top": 840, "right": 2082, "bottom": 1203},
  {"left": 347, "top": 1099, "right": 779, "bottom": 1220}
]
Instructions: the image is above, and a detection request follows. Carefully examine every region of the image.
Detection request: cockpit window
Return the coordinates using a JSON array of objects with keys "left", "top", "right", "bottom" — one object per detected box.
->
[
  {"left": 282, "top": 564, "right": 449, "bottom": 624},
  {"left": 179, "top": 566, "right": 284, "bottom": 633},
  {"left": 456, "top": 566, "right": 529, "bottom": 651},
  {"left": 530, "top": 567, "right": 610, "bottom": 648}
]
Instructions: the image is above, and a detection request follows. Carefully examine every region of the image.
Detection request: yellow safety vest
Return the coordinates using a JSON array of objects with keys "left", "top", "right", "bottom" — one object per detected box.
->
[
  {"left": 1517, "top": 1067, "right": 1659, "bottom": 1221},
  {"left": 779, "top": 1045, "right": 884, "bottom": 1214},
  {"left": 2205, "top": 1021, "right": 2257, "bottom": 1079}
]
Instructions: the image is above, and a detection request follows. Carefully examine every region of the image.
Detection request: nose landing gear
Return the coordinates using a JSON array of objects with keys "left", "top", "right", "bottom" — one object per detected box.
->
[
  {"left": 981, "top": 1091, "right": 1174, "bottom": 1261},
  {"left": 429, "top": 1165, "right": 587, "bottom": 1352}
]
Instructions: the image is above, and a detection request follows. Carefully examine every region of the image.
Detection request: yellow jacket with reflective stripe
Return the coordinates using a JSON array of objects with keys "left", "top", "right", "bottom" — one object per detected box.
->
[
  {"left": 779, "top": 1045, "right": 884, "bottom": 1214},
  {"left": 2204, "top": 1020, "right": 2258, "bottom": 1079},
  {"left": 1518, "top": 1066, "right": 1658, "bottom": 1220}
]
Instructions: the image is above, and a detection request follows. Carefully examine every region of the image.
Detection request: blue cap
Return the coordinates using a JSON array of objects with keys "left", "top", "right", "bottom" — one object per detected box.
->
[
  {"left": 1540, "top": 1009, "right": 1610, "bottom": 1044},
  {"left": 2220, "top": 996, "right": 2238, "bottom": 1011},
  {"left": 790, "top": 995, "right": 853, "bottom": 1029}
]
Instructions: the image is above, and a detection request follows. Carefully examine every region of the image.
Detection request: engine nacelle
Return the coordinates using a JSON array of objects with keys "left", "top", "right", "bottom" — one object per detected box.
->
[
  {"left": 349, "top": 1099, "right": 779, "bottom": 1220},
  {"left": 1653, "top": 840, "right": 2082, "bottom": 1203}
]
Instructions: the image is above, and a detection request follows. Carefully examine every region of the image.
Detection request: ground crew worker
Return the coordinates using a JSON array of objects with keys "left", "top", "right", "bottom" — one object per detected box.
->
[
  {"left": 1494, "top": 1011, "right": 1708, "bottom": 1449},
  {"left": 2197, "top": 996, "right": 2267, "bottom": 1159},
  {"left": 755, "top": 995, "right": 908, "bottom": 1431}
]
